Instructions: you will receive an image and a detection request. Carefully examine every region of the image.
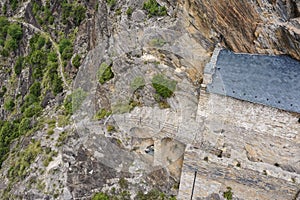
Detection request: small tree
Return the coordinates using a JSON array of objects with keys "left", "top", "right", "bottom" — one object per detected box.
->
[
  {"left": 73, "top": 5, "right": 86, "bottom": 26},
  {"left": 59, "top": 38, "right": 72, "bottom": 54},
  {"left": 98, "top": 62, "right": 114, "bottom": 84},
  {"left": 8, "top": 23, "right": 23, "bottom": 40}
]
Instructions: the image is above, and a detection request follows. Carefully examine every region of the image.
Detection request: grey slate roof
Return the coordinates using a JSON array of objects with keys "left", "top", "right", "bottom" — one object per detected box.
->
[{"left": 206, "top": 49, "right": 300, "bottom": 113}]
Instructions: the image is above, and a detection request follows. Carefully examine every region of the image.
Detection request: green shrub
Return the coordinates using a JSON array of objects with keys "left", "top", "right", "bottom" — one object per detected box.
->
[
  {"left": 14, "top": 56, "right": 23, "bottom": 75},
  {"left": 98, "top": 62, "right": 114, "bottom": 84},
  {"left": 119, "top": 177, "right": 128, "bottom": 189},
  {"left": 7, "top": 23, "right": 22, "bottom": 40},
  {"left": 10, "top": 0, "right": 18, "bottom": 11},
  {"left": 149, "top": 38, "right": 166, "bottom": 47},
  {"left": 4, "top": 38, "right": 17, "bottom": 51},
  {"left": 106, "top": 0, "right": 116, "bottom": 8},
  {"left": 130, "top": 76, "right": 145, "bottom": 92},
  {"left": 4, "top": 98, "right": 15, "bottom": 112},
  {"left": 0, "top": 121, "right": 19, "bottom": 166},
  {"left": 30, "top": 50, "right": 47, "bottom": 65},
  {"left": 23, "top": 93, "right": 39, "bottom": 111},
  {"left": 51, "top": 74, "right": 63, "bottom": 95},
  {"left": 115, "top": 8, "right": 122, "bottom": 16},
  {"left": 143, "top": 0, "right": 167, "bottom": 17},
  {"left": 0, "top": 17, "right": 9, "bottom": 33},
  {"left": 43, "top": 151, "right": 56, "bottom": 167},
  {"left": 63, "top": 94, "right": 72, "bottom": 115},
  {"left": 47, "top": 129, "right": 54, "bottom": 135},
  {"left": 62, "top": 46, "right": 73, "bottom": 60},
  {"left": 47, "top": 51, "right": 58, "bottom": 62},
  {"left": 92, "top": 192, "right": 110, "bottom": 200},
  {"left": 32, "top": 2, "right": 39, "bottom": 15},
  {"left": 62, "top": 2, "right": 73, "bottom": 23},
  {"left": 73, "top": 5, "right": 86, "bottom": 26},
  {"left": 223, "top": 187, "right": 233, "bottom": 200},
  {"left": 36, "top": 35, "right": 46, "bottom": 49},
  {"left": 19, "top": 118, "right": 31, "bottom": 135},
  {"left": 72, "top": 54, "right": 81, "bottom": 68},
  {"left": 2, "top": 4, "right": 7, "bottom": 14},
  {"left": 48, "top": 16, "right": 54, "bottom": 24},
  {"left": 0, "top": 86, "right": 7, "bottom": 98},
  {"left": 29, "top": 82, "right": 41, "bottom": 97},
  {"left": 106, "top": 125, "right": 115, "bottom": 132},
  {"left": 1, "top": 49, "right": 9, "bottom": 57},
  {"left": 95, "top": 108, "right": 111, "bottom": 120},
  {"left": 59, "top": 38, "right": 72, "bottom": 54},
  {"left": 24, "top": 103, "right": 42, "bottom": 118},
  {"left": 8, "top": 141, "right": 41, "bottom": 179},
  {"left": 0, "top": 146, "right": 9, "bottom": 167},
  {"left": 152, "top": 74, "right": 176, "bottom": 98},
  {"left": 126, "top": 7, "right": 133, "bottom": 16},
  {"left": 29, "top": 34, "right": 39, "bottom": 50},
  {"left": 56, "top": 131, "right": 68, "bottom": 146}
]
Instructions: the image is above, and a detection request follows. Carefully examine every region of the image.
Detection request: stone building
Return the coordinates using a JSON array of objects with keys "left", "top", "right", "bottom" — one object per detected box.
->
[{"left": 178, "top": 48, "right": 300, "bottom": 200}]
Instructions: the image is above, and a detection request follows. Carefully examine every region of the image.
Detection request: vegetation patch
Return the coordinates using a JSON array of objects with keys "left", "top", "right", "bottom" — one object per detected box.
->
[
  {"left": 59, "top": 38, "right": 73, "bottom": 61},
  {"left": 92, "top": 192, "right": 110, "bottom": 200},
  {"left": 14, "top": 56, "right": 24, "bottom": 75},
  {"left": 223, "top": 187, "right": 233, "bottom": 200},
  {"left": 72, "top": 54, "right": 81, "bottom": 68},
  {"left": 95, "top": 108, "right": 112, "bottom": 120},
  {"left": 126, "top": 7, "right": 133, "bottom": 17},
  {"left": 106, "top": 124, "right": 115, "bottom": 132},
  {"left": 8, "top": 141, "right": 42, "bottom": 180},
  {"left": 111, "top": 100, "right": 138, "bottom": 114},
  {"left": 4, "top": 98, "right": 15, "bottom": 112},
  {"left": 106, "top": 0, "right": 116, "bottom": 8},
  {"left": 0, "top": 17, "right": 23, "bottom": 56},
  {"left": 143, "top": 0, "right": 167, "bottom": 17},
  {"left": 43, "top": 150, "right": 58, "bottom": 167},
  {"left": 152, "top": 74, "right": 176, "bottom": 98},
  {"left": 56, "top": 131, "right": 68, "bottom": 147},
  {"left": 149, "top": 38, "right": 166, "bottom": 47},
  {"left": 98, "top": 62, "right": 114, "bottom": 84}
]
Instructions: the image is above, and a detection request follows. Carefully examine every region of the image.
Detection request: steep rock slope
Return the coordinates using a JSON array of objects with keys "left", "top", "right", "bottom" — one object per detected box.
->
[{"left": 0, "top": 0, "right": 299, "bottom": 199}]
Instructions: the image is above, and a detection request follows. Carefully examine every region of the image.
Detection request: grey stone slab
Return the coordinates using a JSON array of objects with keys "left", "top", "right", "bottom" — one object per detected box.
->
[{"left": 207, "top": 49, "right": 300, "bottom": 113}]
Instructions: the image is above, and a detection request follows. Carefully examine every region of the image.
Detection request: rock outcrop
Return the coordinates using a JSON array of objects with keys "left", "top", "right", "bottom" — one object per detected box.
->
[{"left": 177, "top": 0, "right": 300, "bottom": 60}]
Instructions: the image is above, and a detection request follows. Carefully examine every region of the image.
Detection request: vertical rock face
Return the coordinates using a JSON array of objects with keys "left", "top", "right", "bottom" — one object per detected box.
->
[{"left": 178, "top": 0, "right": 300, "bottom": 60}]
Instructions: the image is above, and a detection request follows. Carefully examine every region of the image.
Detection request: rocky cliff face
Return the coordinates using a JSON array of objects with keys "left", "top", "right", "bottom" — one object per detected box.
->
[
  {"left": 0, "top": 0, "right": 299, "bottom": 199},
  {"left": 176, "top": 0, "right": 300, "bottom": 59}
]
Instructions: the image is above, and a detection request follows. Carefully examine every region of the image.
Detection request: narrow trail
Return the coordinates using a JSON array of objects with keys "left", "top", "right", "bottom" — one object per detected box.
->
[{"left": 8, "top": 18, "right": 71, "bottom": 91}]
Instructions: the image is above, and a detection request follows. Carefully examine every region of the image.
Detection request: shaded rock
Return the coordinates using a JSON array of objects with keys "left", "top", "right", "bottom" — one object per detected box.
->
[{"left": 132, "top": 10, "right": 146, "bottom": 22}]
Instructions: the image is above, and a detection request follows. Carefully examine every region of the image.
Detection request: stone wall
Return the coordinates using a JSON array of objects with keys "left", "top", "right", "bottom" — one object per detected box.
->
[{"left": 178, "top": 86, "right": 300, "bottom": 199}]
